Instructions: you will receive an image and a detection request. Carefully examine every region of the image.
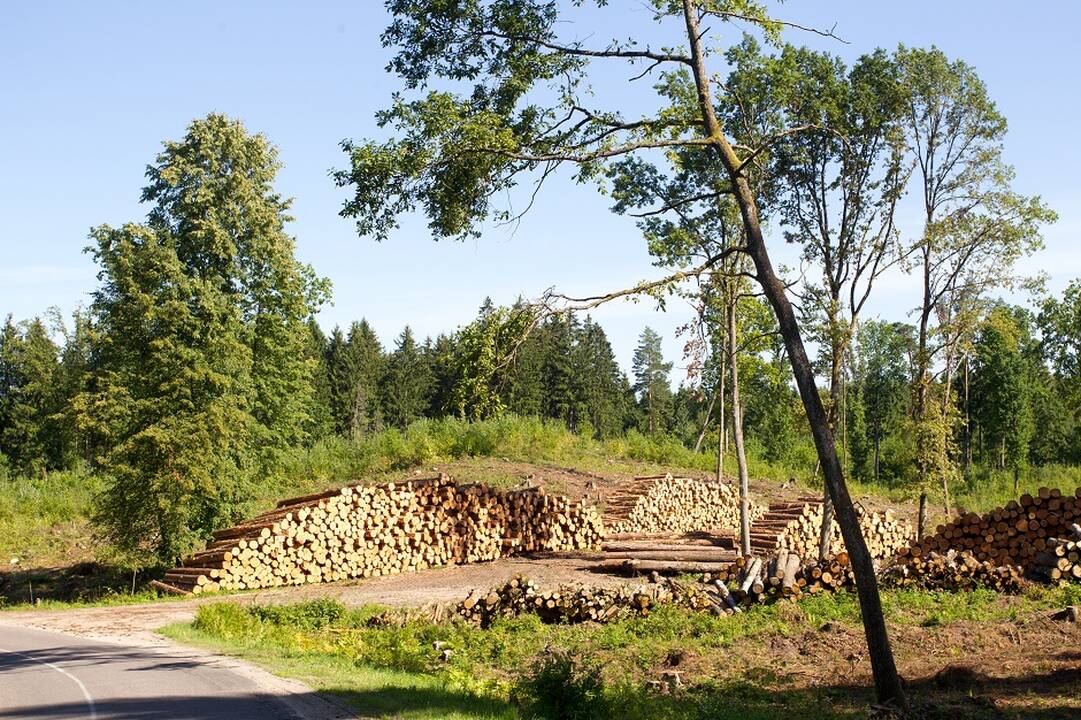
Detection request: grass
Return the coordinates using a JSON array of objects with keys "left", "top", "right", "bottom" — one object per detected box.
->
[
  {"left": 0, "top": 469, "right": 102, "bottom": 566},
  {"left": 159, "top": 583, "right": 1081, "bottom": 720}
]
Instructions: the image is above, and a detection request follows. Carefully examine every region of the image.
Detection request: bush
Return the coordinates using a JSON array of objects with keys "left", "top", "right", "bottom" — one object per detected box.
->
[
  {"left": 193, "top": 602, "right": 261, "bottom": 640},
  {"left": 513, "top": 651, "right": 608, "bottom": 720},
  {"left": 248, "top": 598, "right": 346, "bottom": 630}
]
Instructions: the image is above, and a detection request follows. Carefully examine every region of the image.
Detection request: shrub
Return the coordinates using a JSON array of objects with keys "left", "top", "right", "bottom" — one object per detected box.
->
[
  {"left": 513, "top": 651, "right": 607, "bottom": 720},
  {"left": 248, "top": 598, "right": 346, "bottom": 630}
]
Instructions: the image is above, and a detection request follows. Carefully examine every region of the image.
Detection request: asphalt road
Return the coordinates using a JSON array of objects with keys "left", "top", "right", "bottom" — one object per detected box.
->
[{"left": 0, "top": 625, "right": 349, "bottom": 719}]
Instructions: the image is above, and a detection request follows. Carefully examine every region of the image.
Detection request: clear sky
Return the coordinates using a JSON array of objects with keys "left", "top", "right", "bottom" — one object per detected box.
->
[{"left": 2, "top": 2, "right": 1077, "bottom": 381}]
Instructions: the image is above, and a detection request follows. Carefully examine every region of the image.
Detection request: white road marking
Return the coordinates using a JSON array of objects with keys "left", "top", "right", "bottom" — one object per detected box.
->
[{"left": 0, "top": 645, "right": 98, "bottom": 719}]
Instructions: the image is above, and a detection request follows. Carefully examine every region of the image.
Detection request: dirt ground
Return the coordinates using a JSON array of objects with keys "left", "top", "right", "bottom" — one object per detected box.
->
[{"left": 0, "top": 556, "right": 636, "bottom": 642}]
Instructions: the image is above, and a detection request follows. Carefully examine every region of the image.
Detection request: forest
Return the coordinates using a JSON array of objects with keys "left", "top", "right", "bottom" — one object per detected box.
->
[{"left": 2, "top": 3, "right": 1081, "bottom": 715}]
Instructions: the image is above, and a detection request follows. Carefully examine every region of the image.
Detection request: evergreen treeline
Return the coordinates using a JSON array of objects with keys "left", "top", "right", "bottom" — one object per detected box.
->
[{"left": 310, "top": 306, "right": 638, "bottom": 441}]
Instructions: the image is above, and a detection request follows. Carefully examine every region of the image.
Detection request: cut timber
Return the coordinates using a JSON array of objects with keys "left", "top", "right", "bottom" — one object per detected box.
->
[
  {"left": 149, "top": 580, "right": 192, "bottom": 596},
  {"left": 166, "top": 474, "right": 604, "bottom": 594},
  {"left": 605, "top": 474, "right": 765, "bottom": 535},
  {"left": 599, "top": 559, "right": 738, "bottom": 574}
]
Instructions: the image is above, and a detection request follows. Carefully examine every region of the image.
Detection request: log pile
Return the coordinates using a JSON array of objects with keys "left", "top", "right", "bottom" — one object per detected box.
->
[
  {"left": 748, "top": 497, "right": 820, "bottom": 555},
  {"left": 1033, "top": 524, "right": 1081, "bottom": 586},
  {"left": 901, "top": 486, "right": 1081, "bottom": 572},
  {"left": 704, "top": 551, "right": 855, "bottom": 604},
  {"left": 163, "top": 475, "right": 604, "bottom": 594},
  {"left": 773, "top": 503, "right": 913, "bottom": 562},
  {"left": 606, "top": 474, "right": 765, "bottom": 535},
  {"left": 456, "top": 575, "right": 730, "bottom": 627},
  {"left": 881, "top": 549, "right": 1026, "bottom": 593}
]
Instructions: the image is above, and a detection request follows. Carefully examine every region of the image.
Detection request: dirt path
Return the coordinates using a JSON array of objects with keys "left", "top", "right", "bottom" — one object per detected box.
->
[{"left": 0, "top": 556, "right": 634, "bottom": 642}]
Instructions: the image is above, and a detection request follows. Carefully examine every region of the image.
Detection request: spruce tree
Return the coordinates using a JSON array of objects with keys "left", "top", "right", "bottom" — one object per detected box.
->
[
  {"left": 541, "top": 316, "right": 581, "bottom": 429},
  {"left": 330, "top": 320, "right": 385, "bottom": 438},
  {"left": 631, "top": 327, "right": 672, "bottom": 434},
  {"left": 80, "top": 114, "right": 327, "bottom": 561},
  {"left": 305, "top": 319, "right": 335, "bottom": 440},
  {"left": 383, "top": 326, "right": 433, "bottom": 428},
  {"left": 425, "top": 333, "right": 459, "bottom": 417},
  {"left": 0, "top": 316, "right": 63, "bottom": 474},
  {"left": 576, "top": 317, "right": 627, "bottom": 438}
]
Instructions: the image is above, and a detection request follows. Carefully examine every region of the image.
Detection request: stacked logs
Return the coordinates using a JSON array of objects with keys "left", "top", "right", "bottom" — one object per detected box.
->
[
  {"left": 1033, "top": 524, "right": 1081, "bottom": 586},
  {"left": 456, "top": 575, "right": 729, "bottom": 627},
  {"left": 699, "top": 551, "right": 855, "bottom": 605},
  {"left": 881, "top": 549, "right": 1025, "bottom": 593},
  {"left": 774, "top": 503, "right": 913, "bottom": 562},
  {"left": 901, "top": 486, "right": 1081, "bottom": 571},
  {"left": 606, "top": 474, "right": 765, "bottom": 535},
  {"left": 588, "top": 532, "right": 739, "bottom": 576},
  {"left": 163, "top": 475, "right": 604, "bottom": 594}
]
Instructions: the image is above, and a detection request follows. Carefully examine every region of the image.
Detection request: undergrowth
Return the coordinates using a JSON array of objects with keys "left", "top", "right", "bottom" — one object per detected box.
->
[{"left": 166, "top": 582, "right": 1081, "bottom": 720}]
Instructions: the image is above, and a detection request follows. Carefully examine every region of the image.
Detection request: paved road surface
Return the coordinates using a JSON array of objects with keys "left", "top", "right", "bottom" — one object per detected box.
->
[{"left": 0, "top": 625, "right": 349, "bottom": 719}]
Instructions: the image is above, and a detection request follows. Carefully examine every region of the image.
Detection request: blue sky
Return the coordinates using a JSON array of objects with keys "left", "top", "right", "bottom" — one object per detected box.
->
[{"left": 2, "top": 2, "right": 1077, "bottom": 380}]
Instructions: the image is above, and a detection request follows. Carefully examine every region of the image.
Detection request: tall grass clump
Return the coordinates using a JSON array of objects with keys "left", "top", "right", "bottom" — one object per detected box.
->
[{"left": 0, "top": 468, "right": 103, "bottom": 562}]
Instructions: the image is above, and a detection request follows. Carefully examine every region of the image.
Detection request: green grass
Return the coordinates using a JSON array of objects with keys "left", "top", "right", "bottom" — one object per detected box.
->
[
  {"left": 160, "top": 584, "right": 1081, "bottom": 720},
  {"left": 0, "top": 469, "right": 103, "bottom": 567}
]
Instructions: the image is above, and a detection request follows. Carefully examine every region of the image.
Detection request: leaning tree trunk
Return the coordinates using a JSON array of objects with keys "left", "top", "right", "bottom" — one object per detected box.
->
[
  {"left": 728, "top": 291, "right": 752, "bottom": 557},
  {"left": 680, "top": 2, "right": 905, "bottom": 708}
]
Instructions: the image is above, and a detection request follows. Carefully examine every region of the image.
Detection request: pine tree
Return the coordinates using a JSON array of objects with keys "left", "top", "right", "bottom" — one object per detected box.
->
[
  {"left": 631, "top": 327, "right": 672, "bottom": 434},
  {"left": 383, "top": 326, "right": 433, "bottom": 428},
  {"left": 0, "top": 316, "right": 63, "bottom": 474},
  {"left": 328, "top": 320, "right": 385, "bottom": 438},
  {"left": 576, "top": 317, "right": 627, "bottom": 438},
  {"left": 541, "top": 316, "right": 581, "bottom": 429}
]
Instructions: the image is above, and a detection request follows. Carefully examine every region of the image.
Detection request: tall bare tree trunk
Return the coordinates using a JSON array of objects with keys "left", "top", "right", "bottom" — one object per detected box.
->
[
  {"left": 693, "top": 388, "right": 718, "bottom": 453},
  {"left": 681, "top": 3, "right": 905, "bottom": 707},
  {"left": 819, "top": 340, "right": 844, "bottom": 560},
  {"left": 728, "top": 291, "right": 751, "bottom": 557},
  {"left": 964, "top": 354, "right": 972, "bottom": 471},
  {"left": 717, "top": 341, "right": 726, "bottom": 482}
]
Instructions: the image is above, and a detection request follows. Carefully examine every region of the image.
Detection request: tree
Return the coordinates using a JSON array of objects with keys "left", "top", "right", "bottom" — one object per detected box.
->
[
  {"left": 1037, "top": 279, "right": 1081, "bottom": 463},
  {"left": 79, "top": 114, "right": 327, "bottom": 561},
  {"left": 1039, "top": 279, "right": 1081, "bottom": 381},
  {"left": 383, "top": 326, "right": 433, "bottom": 428},
  {"left": 897, "top": 46, "right": 1054, "bottom": 527},
  {"left": 141, "top": 113, "right": 329, "bottom": 458},
  {"left": 852, "top": 321, "right": 913, "bottom": 485},
  {"left": 972, "top": 306, "right": 1034, "bottom": 491},
  {"left": 0, "top": 316, "right": 63, "bottom": 474},
  {"left": 449, "top": 305, "right": 532, "bottom": 421},
  {"left": 330, "top": 320, "right": 385, "bottom": 438},
  {"left": 337, "top": 1, "right": 906, "bottom": 705},
  {"left": 727, "top": 42, "right": 908, "bottom": 558},
  {"left": 541, "top": 316, "right": 583, "bottom": 429},
  {"left": 305, "top": 319, "right": 336, "bottom": 440},
  {"left": 576, "top": 317, "right": 629, "bottom": 438},
  {"left": 631, "top": 327, "right": 672, "bottom": 434}
]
